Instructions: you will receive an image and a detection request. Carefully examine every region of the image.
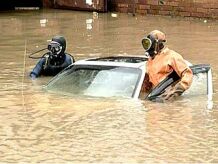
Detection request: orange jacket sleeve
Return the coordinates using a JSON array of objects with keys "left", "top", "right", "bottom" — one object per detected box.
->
[{"left": 170, "top": 51, "right": 193, "bottom": 90}]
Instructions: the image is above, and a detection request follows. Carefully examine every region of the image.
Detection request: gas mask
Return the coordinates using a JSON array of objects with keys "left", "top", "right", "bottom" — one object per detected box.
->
[
  {"left": 142, "top": 34, "right": 165, "bottom": 58},
  {"left": 47, "top": 41, "right": 63, "bottom": 57}
]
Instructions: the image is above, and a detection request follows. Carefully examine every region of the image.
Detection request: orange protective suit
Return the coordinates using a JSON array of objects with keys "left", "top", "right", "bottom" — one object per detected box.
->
[{"left": 147, "top": 47, "right": 193, "bottom": 90}]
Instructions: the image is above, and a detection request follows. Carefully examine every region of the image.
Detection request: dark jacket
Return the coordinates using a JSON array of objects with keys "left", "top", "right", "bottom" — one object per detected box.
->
[{"left": 30, "top": 52, "right": 74, "bottom": 78}]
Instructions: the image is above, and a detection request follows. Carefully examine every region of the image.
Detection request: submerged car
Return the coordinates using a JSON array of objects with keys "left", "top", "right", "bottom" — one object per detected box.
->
[{"left": 44, "top": 56, "right": 213, "bottom": 101}]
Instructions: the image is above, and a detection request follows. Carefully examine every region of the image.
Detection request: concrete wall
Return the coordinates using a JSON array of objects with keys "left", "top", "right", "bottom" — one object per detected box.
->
[{"left": 110, "top": 0, "right": 218, "bottom": 19}]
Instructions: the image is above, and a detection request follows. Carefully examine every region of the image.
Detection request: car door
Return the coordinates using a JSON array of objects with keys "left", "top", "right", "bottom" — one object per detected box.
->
[{"left": 146, "top": 64, "right": 213, "bottom": 101}]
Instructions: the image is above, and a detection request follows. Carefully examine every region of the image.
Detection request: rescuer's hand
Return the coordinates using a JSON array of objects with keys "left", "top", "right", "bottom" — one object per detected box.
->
[
  {"left": 160, "top": 83, "right": 185, "bottom": 101},
  {"left": 30, "top": 73, "right": 37, "bottom": 80}
]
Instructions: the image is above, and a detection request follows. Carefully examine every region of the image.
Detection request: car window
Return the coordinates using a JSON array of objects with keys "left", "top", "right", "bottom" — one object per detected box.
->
[
  {"left": 45, "top": 65, "right": 142, "bottom": 98},
  {"left": 184, "top": 72, "right": 208, "bottom": 96}
]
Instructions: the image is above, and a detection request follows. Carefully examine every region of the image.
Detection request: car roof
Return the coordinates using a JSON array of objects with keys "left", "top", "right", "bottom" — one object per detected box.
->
[{"left": 74, "top": 56, "right": 148, "bottom": 69}]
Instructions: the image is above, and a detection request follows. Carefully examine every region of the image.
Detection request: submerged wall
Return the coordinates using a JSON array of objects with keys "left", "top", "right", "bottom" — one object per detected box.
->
[
  {"left": 0, "top": 0, "right": 42, "bottom": 10},
  {"left": 42, "top": 0, "right": 107, "bottom": 12},
  {"left": 110, "top": 0, "right": 218, "bottom": 19},
  {"left": 42, "top": 0, "right": 53, "bottom": 8},
  {"left": 42, "top": 0, "right": 218, "bottom": 19}
]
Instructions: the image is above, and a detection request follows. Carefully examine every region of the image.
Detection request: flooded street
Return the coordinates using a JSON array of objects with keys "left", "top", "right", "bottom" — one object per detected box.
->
[{"left": 0, "top": 9, "right": 218, "bottom": 163}]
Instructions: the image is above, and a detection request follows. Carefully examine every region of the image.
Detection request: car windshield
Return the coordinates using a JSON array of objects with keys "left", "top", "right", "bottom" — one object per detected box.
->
[{"left": 45, "top": 65, "right": 142, "bottom": 98}]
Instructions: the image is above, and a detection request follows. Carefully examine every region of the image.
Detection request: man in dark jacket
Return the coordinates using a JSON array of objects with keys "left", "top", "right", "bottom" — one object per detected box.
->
[{"left": 30, "top": 36, "right": 74, "bottom": 79}]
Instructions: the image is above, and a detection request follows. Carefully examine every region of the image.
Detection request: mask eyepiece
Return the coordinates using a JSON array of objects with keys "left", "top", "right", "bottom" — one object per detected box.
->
[
  {"left": 47, "top": 41, "right": 62, "bottom": 55},
  {"left": 142, "top": 37, "right": 152, "bottom": 51}
]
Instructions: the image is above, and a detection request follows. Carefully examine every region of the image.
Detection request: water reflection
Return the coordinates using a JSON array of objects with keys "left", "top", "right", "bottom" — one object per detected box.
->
[
  {"left": 39, "top": 19, "right": 48, "bottom": 27},
  {"left": 86, "top": 18, "right": 93, "bottom": 30},
  {"left": 0, "top": 9, "right": 218, "bottom": 162}
]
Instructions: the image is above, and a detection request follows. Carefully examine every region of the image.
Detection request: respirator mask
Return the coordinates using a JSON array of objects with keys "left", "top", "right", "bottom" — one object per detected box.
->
[
  {"left": 142, "top": 34, "right": 165, "bottom": 58},
  {"left": 47, "top": 41, "right": 63, "bottom": 57},
  {"left": 141, "top": 35, "right": 157, "bottom": 58}
]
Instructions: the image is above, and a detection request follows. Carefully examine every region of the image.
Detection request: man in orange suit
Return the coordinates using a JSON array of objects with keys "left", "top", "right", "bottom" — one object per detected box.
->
[{"left": 142, "top": 30, "right": 193, "bottom": 101}]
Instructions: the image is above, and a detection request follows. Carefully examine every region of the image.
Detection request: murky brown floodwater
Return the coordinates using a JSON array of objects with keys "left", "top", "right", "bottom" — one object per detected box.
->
[{"left": 0, "top": 9, "right": 218, "bottom": 163}]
